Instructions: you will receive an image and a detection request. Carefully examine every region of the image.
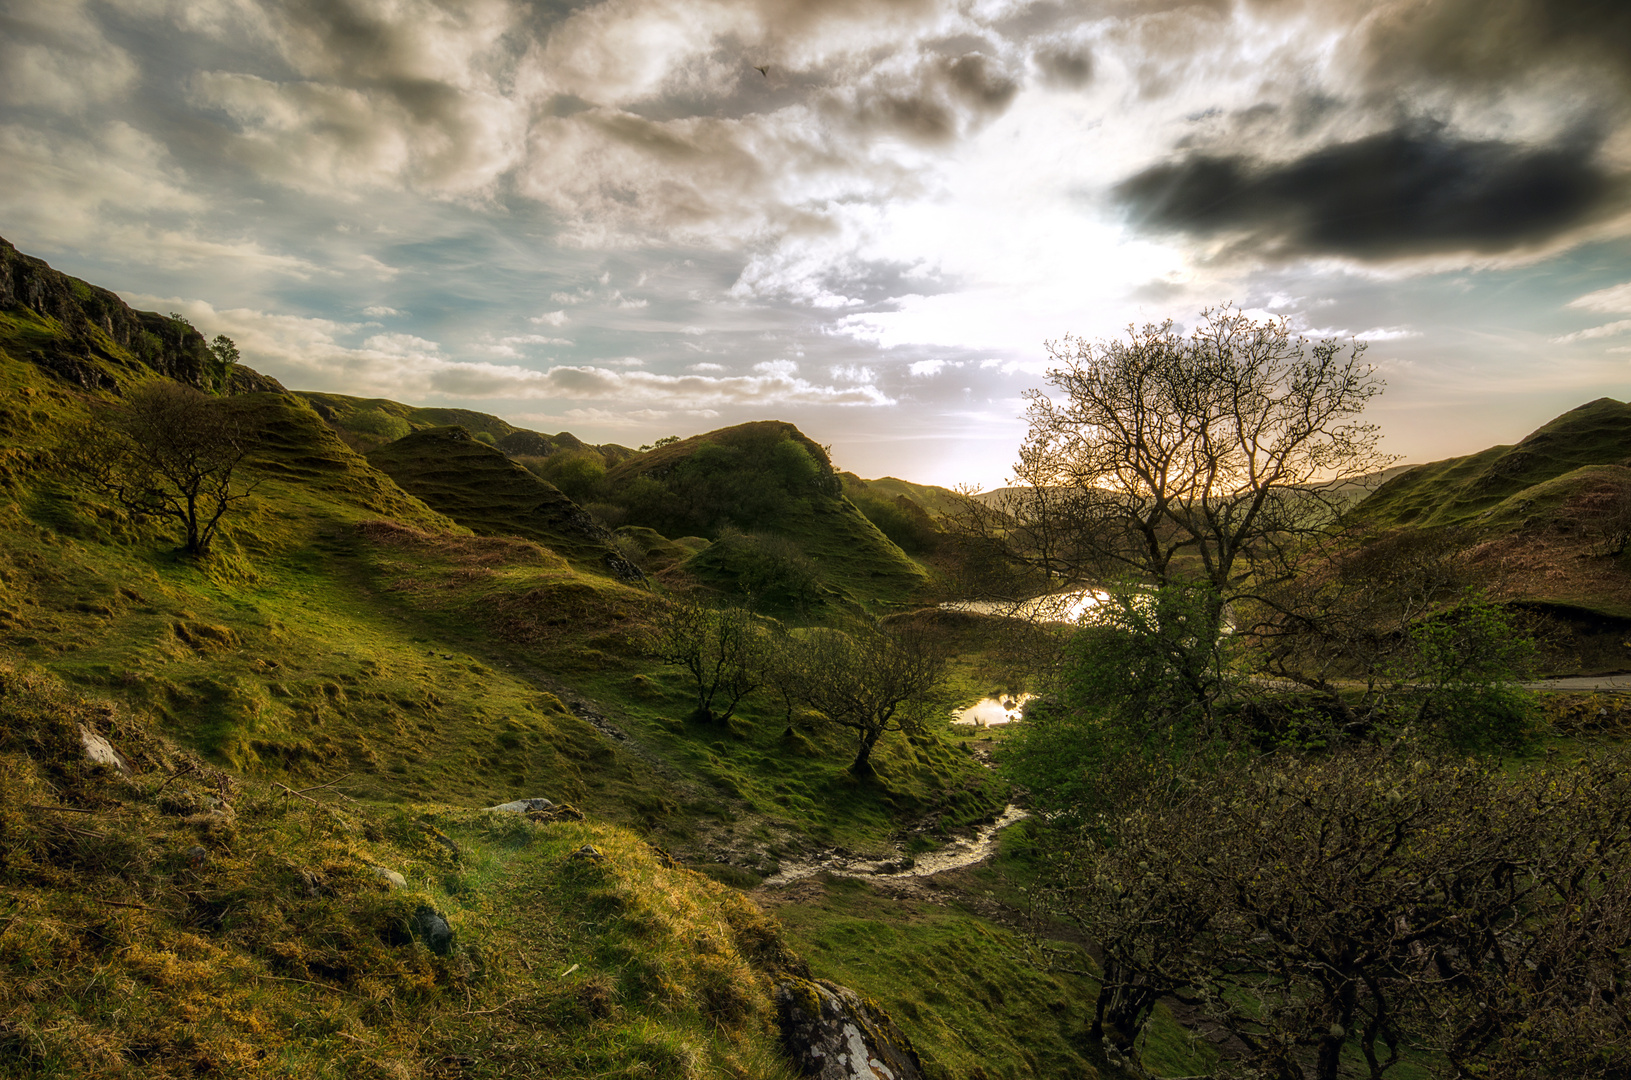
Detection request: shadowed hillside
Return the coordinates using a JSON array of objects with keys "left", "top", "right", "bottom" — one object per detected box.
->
[
  {"left": 366, "top": 425, "right": 643, "bottom": 581},
  {"left": 601, "top": 421, "right": 933, "bottom": 608}
]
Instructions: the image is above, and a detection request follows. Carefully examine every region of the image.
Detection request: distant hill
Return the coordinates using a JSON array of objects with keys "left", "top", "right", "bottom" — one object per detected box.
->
[
  {"left": 1349, "top": 399, "right": 1631, "bottom": 669},
  {"left": 844, "top": 474, "right": 968, "bottom": 516},
  {"left": 366, "top": 426, "right": 642, "bottom": 580},
  {"left": 297, "top": 390, "right": 635, "bottom": 462},
  {"left": 0, "top": 234, "right": 281, "bottom": 394},
  {"left": 601, "top": 421, "right": 931, "bottom": 607},
  {"left": 1355, "top": 398, "right": 1631, "bottom": 530}
]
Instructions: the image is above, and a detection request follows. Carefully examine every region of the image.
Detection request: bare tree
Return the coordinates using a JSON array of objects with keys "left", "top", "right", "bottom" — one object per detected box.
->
[
  {"left": 1035, "top": 749, "right": 1631, "bottom": 1079},
  {"left": 956, "top": 308, "right": 1390, "bottom": 627},
  {"left": 787, "top": 621, "right": 945, "bottom": 776},
  {"left": 641, "top": 595, "right": 763, "bottom": 723},
  {"left": 74, "top": 381, "right": 259, "bottom": 557}
]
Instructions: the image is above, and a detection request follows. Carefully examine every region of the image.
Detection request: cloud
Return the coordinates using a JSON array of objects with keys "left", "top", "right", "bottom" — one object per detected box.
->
[
  {"left": 1554, "top": 319, "right": 1631, "bottom": 345},
  {"left": 689, "top": 362, "right": 725, "bottom": 372},
  {"left": 1569, "top": 281, "right": 1631, "bottom": 314},
  {"left": 909, "top": 358, "right": 947, "bottom": 376},
  {"left": 1113, "top": 123, "right": 1628, "bottom": 262},
  {"left": 426, "top": 362, "right": 894, "bottom": 406},
  {"left": 1359, "top": 0, "right": 1631, "bottom": 99},
  {"left": 1033, "top": 40, "right": 1093, "bottom": 90},
  {"left": 363, "top": 304, "right": 402, "bottom": 317},
  {"left": 1, "top": 0, "right": 139, "bottom": 113},
  {"left": 531, "top": 309, "right": 569, "bottom": 326}
]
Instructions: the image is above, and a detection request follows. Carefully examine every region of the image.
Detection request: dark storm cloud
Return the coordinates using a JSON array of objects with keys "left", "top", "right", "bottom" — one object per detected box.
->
[
  {"left": 843, "top": 51, "right": 1018, "bottom": 146},
  {"left": 1113, "top": 124, "right": 1628, "bottom": 261},
  {"left": 1033, "top": 43, "right": 1093, "bottom": 89},
  {"left": 1360, "top": 0, "right": 1631, "bottom": 94}
]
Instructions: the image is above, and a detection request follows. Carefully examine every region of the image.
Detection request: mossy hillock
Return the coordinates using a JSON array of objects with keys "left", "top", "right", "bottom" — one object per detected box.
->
[
  {"left": 296, "top": 390, "right": 635, "bottom": 463},
  {"left": 1356, "top": 397, "right": 1631, "bottom": 531},
  {"left": 365, "top": 425, "right": 642, "bottom": 580},
  {"left": 601, "top": 421, "right": 932, "bottom": 609},
  {"left": 0, "top": 659, "right": 808, "bottom": 1080},
  {"left": 1349, "top": 398, "right": 1631, "bottom": 638}
]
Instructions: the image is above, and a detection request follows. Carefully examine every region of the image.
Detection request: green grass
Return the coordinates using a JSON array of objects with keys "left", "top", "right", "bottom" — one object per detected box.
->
[
  {"left": 0, "top": 659, "right": 801, "bottom": 1079},
  {"left": 769, "top": 873, "right": 1103, "bottom": 1080},
  {"left": 1355, "top": 397, "right": 1631, "bottom": 530},
  {"left": 365, "top": 425, "right": 631, "bottom": 575}
]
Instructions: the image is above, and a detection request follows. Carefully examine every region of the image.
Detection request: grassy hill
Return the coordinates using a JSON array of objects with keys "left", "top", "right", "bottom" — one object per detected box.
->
[
  {"left": 365, "top": 425, "right": 640, "bottom": 580},
  {"left": 0, "top": 241, "right": 1104, "bottom": 1080},
  {"left": 296, "top": 390, "right": 634, "bottom": 462},
  {"left": 1347, "top": 399, "right": 1631, "bottom": 668},
  {"left": 601, "top": 421, "right": 932, "bottom": 610},
  {"left": 1355, "top": 398, "right": 1631, "bottom": 530}
]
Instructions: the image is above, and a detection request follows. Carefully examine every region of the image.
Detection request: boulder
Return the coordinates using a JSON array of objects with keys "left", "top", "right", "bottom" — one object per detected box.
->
[
  {"left": 412, "top": 905, "right": 454, "bottom": 956},
  {"left": 79, "top": 725, "right": 133, "bottom": 777},
  {"left": 487, "top": 797, "right": 555, "bottom": 814},
  {"left": 372, "top": 866, "right": 408, "bottom": 889},
  {"left": 775, "top": 977, "right": 924, "bottom": 1080}
]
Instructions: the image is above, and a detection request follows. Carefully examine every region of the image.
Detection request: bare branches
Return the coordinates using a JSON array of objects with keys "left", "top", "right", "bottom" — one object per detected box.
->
[
  {"left": 67, "top": 381, "right": 261, "bottom": 557},
  {"left": 987, "top": 308, "right": 1391, "bottom": 598},
  {"left": 1039, "top": 750, "right": 1631, "bottom": 1078}
]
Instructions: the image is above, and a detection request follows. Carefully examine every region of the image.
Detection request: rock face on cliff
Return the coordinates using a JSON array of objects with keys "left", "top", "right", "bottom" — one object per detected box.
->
[
  {"left": 0, "top": 235, "right": 237, "bottom": 392},
  {"left": 775, "top": 977, "right": 925, "bottom": 1080}
]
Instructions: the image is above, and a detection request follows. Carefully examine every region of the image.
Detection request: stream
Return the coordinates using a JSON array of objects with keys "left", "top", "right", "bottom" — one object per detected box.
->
[
  {"left": 760, "top": 694, "right": 1035, "bottom": 887},
  {"left": 759, "top": 804, "right": 1030, "bottom": 887}
]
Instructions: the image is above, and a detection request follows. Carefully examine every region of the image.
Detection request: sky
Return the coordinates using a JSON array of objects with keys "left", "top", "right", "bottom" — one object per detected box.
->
[{"left": 2, "top": 0, "right": 1630, "bottom": 489}]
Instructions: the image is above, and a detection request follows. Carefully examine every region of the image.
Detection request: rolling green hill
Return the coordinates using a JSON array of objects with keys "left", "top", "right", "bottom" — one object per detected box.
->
[
  {"left": 1355, "top": 398, "right": 1631, "bottom": 530},
  {"left": 0, "top": 239, "right": 1075, "bottom": 1080},
  {"left": 365, "top": 425, "right": 642, "bottom": 580},
  {"left": 295, "top": 389, "right": 636, "bottom": 462},
  {"left": 601, "top": 421, "right": 932, "bottom": 608}
]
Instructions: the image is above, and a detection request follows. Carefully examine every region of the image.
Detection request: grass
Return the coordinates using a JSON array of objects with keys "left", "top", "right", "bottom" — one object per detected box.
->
[
  {"left": 0, "top": 659, "right": 802, "bottom": 1079},
  {"left": 1356, "top": 397, "right": 1631, "bottom": 531},
  {"left": 767, "top": 872, "right": 1103, "bottom": 1080},
  {"left": 365, "top": 426, "right": 632, "bottom": 575}
]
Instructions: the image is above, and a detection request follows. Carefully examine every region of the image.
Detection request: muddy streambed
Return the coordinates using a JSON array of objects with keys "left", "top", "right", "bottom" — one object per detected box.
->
[{"left": 759, "top": 805, "right": 1029, "bottom": 887}]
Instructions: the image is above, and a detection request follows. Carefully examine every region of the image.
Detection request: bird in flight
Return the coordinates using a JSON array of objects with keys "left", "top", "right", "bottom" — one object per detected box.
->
[{"left": 754, "top": 65, "right": 769, "bottom": 78}]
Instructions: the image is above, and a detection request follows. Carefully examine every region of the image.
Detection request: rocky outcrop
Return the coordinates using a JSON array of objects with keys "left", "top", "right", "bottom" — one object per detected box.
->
[
  {"left": 226, "top": 364, "right": 288, "bottom": 395},
  {"left": 0, "top": 235, "right": 225, "bottom": 390},
  {"left": 775, "top": 977, "right": 924, "bottom": 1080}
]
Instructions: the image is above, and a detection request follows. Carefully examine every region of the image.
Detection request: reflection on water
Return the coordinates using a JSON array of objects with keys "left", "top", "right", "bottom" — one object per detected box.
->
[
  {"left": 942, "top": 588, "right": 1106, "bottom": 624},
  {"left": 952, "top": 694, "right": 1034, "bottom": 726}
]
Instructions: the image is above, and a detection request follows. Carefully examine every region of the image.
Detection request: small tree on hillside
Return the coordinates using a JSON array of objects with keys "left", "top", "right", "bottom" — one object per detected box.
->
[
  {"left": 74, "top": 382, "right": 259, "bottom": 557},
  {"left": 642, "top": 596, "right": 763, "bottom": 723},
  {"left": 789, "top": 621, "right": 945, "bottom": 776}
]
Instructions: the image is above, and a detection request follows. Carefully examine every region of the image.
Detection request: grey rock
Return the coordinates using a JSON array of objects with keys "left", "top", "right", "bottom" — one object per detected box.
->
[
  {"left": 486, "top": 797, "right": 555, "bottom": 814},
  {"left": 372, "top": 865, "right": 408, "bottom": 889},
  {"left": 775, "top": 977, "right": 924, "bottom": 1080},
  {"left": 570, "top": 844, "right": 604, "bottom": 862},
  {"left": 413, "top": 905, "right": 454, "bottom": 956}
]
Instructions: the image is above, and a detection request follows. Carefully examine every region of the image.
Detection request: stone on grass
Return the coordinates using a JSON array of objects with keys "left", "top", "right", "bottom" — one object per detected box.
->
[
  {"left": 413, "top": 905, "right": 454, "bottom": 956},
  {"left": 372, "top": 866, "right": 408, "bottom": 889},
  {"left": 79, "top": 725, "right": 133, "bottom": 777},
  {"left": 486, "top": 797, "right": 555, "bottom": 814},
  {"left": 775, "top": 977, "right": 924, "bottom": 1080}
]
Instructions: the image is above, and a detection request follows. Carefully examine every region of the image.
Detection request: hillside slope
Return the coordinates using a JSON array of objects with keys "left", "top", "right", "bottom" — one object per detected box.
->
[
  {"left": 1357, "top": 398, "right": 1631, "bottom": 530},
  {"left": 297, "top": 389, "right": 634, "bottom": 461},
  {"left": 603, "top": 421, "right": 931, "bottom": 607},
  {"left": 1350, "top": 399, "right": 1631, "bottom": 668},
  {"left": 366, "top": 425, "right": 642, "bottom": 580}
]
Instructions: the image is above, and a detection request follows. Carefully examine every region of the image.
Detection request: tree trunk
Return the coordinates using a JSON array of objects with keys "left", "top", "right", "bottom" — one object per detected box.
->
[{"left": 849, "top": 729, "right": 881, "bottom": 777}]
